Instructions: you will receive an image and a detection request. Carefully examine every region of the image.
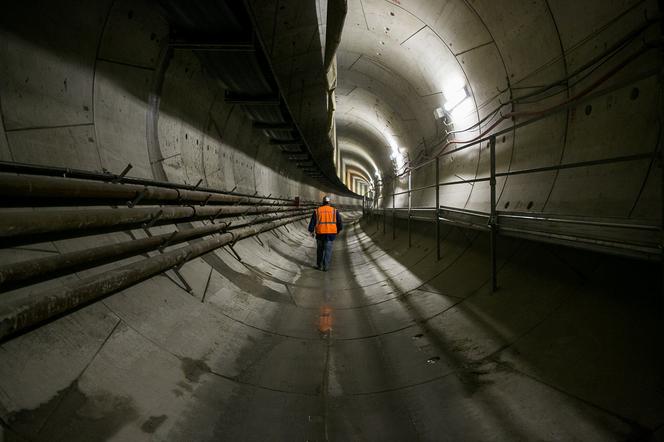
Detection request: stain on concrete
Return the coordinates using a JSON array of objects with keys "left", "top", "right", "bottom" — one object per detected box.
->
[
  {"left": 140, "top": 414, "right": 167, "bottom": 433},
  {"left": 6, "top": 380, "right": 139, "bottom": 441},
  {"left": 181, "top": 357, "right": 211, "bottom": 383}
]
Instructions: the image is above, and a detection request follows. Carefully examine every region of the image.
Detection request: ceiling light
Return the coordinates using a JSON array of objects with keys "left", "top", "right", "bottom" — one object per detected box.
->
[
  {"left": 443, "top": 85, "right": 469, "bottom": 112},
  {"left": 450, "top": 98, "right": 474, "bottom": 122},
  {"left": 390, "top": 144, "right": 400, "bottom": 160}
]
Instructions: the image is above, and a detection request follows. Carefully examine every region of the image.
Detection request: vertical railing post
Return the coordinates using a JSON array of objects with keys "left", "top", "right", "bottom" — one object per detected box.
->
[
  {"left": 392, "top": 181, "right": 396, "bottom": 240},
  {"left": 408, "top": 170, "right": 412, "bottom": 248},
  {"left": 489, "top": 135, "right": 498, "bottom": 293},
  {"left": 659, "top": 140, "right": 664, "bottom": 334},
  {"left": 658, "top": 29, "right": 664, "bottom": 384},
  {"left": 383, "top": 185, "right": 386, "bottom": 234},
  {"left": 435, "top": 156, "right": 441, "bottom": 261},
  {"left": 376, "top": 191, "right": 379, "bottom": 231}
]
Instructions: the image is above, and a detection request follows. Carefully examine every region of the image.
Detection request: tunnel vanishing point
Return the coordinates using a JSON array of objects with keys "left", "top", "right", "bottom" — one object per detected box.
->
[{"left": 0, "top": 0, "right": 663, "bottom": 440}]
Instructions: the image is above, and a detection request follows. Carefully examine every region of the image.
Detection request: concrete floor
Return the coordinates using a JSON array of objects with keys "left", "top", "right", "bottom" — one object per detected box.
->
[{"left": 1, "top": 214, "right": 662, "bottom": 441}]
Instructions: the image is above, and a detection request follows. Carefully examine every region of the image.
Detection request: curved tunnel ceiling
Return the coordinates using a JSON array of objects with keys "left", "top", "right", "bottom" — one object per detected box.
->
[
  {"left": 334, "top": 0, "right": 660, "bottom": 208},
  {"left": 336, "top": 0, "right": 484, "bottom": 184}
]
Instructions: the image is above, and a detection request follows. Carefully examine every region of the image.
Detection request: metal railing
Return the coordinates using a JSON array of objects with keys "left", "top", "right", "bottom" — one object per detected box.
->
[{"left": 363, "top": 135, "right": 662, "bottom": 292}]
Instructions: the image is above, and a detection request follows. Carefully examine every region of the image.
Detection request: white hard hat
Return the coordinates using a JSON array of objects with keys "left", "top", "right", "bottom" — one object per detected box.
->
[{"left": 323, "top": 195, "right": 331, "bottom": 203}]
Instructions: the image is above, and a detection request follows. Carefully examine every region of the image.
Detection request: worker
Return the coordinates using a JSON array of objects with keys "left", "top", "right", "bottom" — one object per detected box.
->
[{"left": 308, "top": 195, "right": 343, "bottom": 271}]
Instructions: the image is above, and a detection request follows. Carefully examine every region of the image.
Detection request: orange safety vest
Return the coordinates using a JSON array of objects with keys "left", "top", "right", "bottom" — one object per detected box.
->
[{"left": 315, "top": 205, "right": 338, "bottom": 235}]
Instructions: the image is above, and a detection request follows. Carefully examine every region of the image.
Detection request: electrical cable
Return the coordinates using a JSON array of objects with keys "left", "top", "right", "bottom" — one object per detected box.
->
[
  {"left": 390, "top": 44, "right": 655, "bottom": 180},
  {"left": 376, "top": 18, "right": 659, "bottom": 182}
]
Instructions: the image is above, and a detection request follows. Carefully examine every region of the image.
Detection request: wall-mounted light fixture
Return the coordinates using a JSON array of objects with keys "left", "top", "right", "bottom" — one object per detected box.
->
[{"left": 443, "top": 85, "right": 469, "bottom": 112}]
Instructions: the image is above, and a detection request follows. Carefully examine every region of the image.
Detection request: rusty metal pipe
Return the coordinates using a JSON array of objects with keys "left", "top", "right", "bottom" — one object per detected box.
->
[
  {"left": 0, "top": 161, "right": 301, "bottom": 203},
  {"left": 0, "top": 210, "right": 310, "bottom": 292},
  {"left": 0, "top": 205, "right": 311, "bottom": 244},
  {"left": 0, "top": 173, "right": 301, "bottom": 207},
  {"left": 0, "top": 214, "right": 308, "bottom": 342}
]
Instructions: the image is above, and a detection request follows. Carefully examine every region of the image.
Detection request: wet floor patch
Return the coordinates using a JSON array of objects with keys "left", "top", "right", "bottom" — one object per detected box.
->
[
  {"left": 7, "top": 380, "right": 139, "bottom": 441},
  {"left": 140, "top": 414, "right": 168, "bottom": 433},
  {"left": 181, "top": 357, "right": 212, "bottom": 383}
]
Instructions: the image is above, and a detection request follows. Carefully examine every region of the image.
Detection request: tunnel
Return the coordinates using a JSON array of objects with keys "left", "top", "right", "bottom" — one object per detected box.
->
[{"left": 0, "top": 0, "right": 663, "bottom": 440}]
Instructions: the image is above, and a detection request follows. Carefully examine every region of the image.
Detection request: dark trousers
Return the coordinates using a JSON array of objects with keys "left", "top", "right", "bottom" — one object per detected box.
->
[{"left": 316, "top": 238, "right": 334, "bottom": 269}]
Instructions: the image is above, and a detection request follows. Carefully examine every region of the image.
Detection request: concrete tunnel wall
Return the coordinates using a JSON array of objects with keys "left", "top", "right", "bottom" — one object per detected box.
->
[
  {"left": 0, "top": 0, "right": 663, "bottom": 441},
  {"left": 0, "top": 0, "right": 355, "bottom": 203},
  {"left": 337, "top": 0, "right": 661, "bottom": 220}
]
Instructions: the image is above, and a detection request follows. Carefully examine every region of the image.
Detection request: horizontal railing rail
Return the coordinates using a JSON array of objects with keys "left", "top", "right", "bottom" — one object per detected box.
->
[{"left": 363, "top": 132, "right": 663, "bottom": 288}]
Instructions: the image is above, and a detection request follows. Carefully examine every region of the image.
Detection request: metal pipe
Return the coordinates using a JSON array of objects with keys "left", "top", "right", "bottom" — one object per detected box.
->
[
  {"left": 440, "top": 205, "right": 491, "bottom": 217},
  {"left": 0, "top": 213, "right": 309, "bottom": 342},
  {"left": 410, "top": 215, "right": 437, "bottom": 222},
  {"left": 439, "top": 216, "right": 492, "bottom": 232},
  {"left": 0, "top": 205, "right": 309, "bottom": 244},
  {"left": 440, "top": 205, "right": 657, "bottom": 231},
  {"left": 498, "top": 212, "right": 659, "bottom": 230},
  {"left": 0, "top": 210, "right": 309, "bottom": 292},
  {"left": 392, "top": 183, "right": 437, "bottom": 195},
  {"left": 0, "top": 161, "right": 299, "bottom": 202},
  {"left": 494, "top": 152, "right": 652, "bottom": 178},
  {"left": 498, "top": 226, "right": 660, "bottom": 258},
  {"left": 0, "top": 173, "right": 300, "bottom": 207},
  {"left": 387, "top": 205, "right": 659, "bottom": 259}
]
